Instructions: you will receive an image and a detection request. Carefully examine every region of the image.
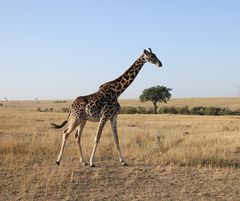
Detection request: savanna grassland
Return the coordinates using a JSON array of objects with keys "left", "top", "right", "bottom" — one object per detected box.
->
[{"left": 0, "top": 98, "right": 240, "bottom": 201}]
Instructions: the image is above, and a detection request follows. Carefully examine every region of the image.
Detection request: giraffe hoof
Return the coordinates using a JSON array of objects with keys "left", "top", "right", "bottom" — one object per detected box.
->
[
  {"left": 90, "top": 164, "right": 95, "bottom": 168},
  {"left": 56, "top": 161, "right": 60, "bottom": 166},
  {"left": 81, "top": 162, "right": 88, "bottom": 166},
  {"left": 122, "top": 162, "right": 128, "bottom": 166}
]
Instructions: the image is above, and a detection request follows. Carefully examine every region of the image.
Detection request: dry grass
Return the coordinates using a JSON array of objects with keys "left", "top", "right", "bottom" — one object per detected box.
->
[{"left": 1, "top": 98, "right": 240, "bottom": 200}]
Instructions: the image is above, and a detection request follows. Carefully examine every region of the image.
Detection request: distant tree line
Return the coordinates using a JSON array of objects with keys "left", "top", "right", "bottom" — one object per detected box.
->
[
  {"left": 120, "top": 106, "right": 240, "bottom": 116},
  {"left": 137, "top": 85, "right": 240, "bottom": 115},
  {"left": 37, "top": 107, "right": 54, "bottom": 112},
  {"left": 36, "top": 106, "right": 240, "bottom": 116},
  {"left": 54, "top": 100, "right": 67, "bottom": 103}
]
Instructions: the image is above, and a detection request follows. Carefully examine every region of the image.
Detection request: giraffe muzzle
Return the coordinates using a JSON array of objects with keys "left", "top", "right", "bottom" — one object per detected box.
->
[{"left": 157, "top": 61, "right": 162, "bottom": 67}]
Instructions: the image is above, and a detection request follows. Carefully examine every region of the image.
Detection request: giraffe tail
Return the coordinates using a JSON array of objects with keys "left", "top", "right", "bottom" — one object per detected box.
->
[
  {"left": 51, "top": 120, "right": 68, "bottom": 129},
  {"left": 50, "top": 109, "right": 70, "bottom": 129}
]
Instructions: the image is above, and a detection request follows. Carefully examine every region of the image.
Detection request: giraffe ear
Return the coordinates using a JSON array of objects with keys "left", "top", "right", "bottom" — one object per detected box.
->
[{"left": 143, "top": 49, "right": 149, "bottom": 54}]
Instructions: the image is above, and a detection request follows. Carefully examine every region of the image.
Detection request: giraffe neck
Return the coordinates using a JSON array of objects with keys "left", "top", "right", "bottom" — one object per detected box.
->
[{"left": 99, "top": 54, "right": 146, "bottom": 99}]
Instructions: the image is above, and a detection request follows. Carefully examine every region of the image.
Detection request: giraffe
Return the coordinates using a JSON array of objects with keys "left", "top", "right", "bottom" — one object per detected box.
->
[{"left": 51, "top": 48, "right": 162, "bottom": 167}]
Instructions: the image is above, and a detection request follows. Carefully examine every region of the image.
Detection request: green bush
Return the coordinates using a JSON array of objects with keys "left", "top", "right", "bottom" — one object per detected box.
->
[
  {"left": 190, "top": 107, "right": 206, "bottom": 115},
  {"left": 176, "top": 106, "right": 190, "bottom": 115},
  {"left": 232, "top": 109, "right": 240, "bottom": 115},
  {"left": 36, "top": 107, "right": 54, "bottom": 112},
  {"left": 137, "top": 106, "right": 148, "bottom": 114},
  {"left": 120, "top": 106, "right": 154, "bottom": 114},
  {"left": 120, "top": 106, "right": 138, "bottom": 114},
  {"left": 218, "top": 108, "right": 233, "bottom": 115},
  {"left": 158, "top": 106, "right": 178, "bottom": 114},
  {"left": 158, "top": 107, "right": 168, "bottom": 114},
  {"left": 54, "top": 100, "right": 67, "bottom": 103},
  {"left": 147, "top": 107, "right": 154, "bottom": 114},
  {"left": 203, "top": 107, "right": 221, "bottom": 115},
  {"left": 62, "top": 107, "right": 69, "bottom": 113},
  {"left": 137, "top": 106, "right": 154, "bottom": 114}
]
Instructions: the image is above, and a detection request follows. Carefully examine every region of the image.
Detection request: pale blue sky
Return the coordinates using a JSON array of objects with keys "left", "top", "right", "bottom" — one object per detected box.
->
[{"left": 0, "top": 0, "right": 240, "bottom": 100}]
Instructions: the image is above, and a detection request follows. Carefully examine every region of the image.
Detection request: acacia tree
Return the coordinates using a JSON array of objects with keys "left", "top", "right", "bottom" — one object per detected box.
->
[{"left": 139, "top": 86, "right": 172, "bottom": 114}]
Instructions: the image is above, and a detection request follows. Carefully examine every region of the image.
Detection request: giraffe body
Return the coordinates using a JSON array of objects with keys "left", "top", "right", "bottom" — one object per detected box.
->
[
  {"left": 69, "top": 92, "right": 120, "bottom": 124},
  {"left": 51, "top": 48, "right": 162, "bottom": 167}
]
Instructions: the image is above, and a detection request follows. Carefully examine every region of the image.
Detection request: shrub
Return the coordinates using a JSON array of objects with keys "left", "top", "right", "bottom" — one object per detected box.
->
[
  {"left": 158, "top": 106, "right": 169, "bottom": 114},
  {"left": 176, "top": 106, "right": 190, "bottom": 115},
  {"left": 232, "top": 109, "right": 240, "bottom": 115},
  {"left": 120, "top": 106, "right": 138, "bottom": 114},
  {"left": 190, "top": 107, "right": 206, "bottom": 115},
  {"left": 137, "top": 106, "right": 148, "bottom": 114},
  {"left": 158, "top": 106, "right": 178, "bottom": 114},
  {"left": 147, "top": 107, "right": 154, "bottom": 114},
  {"left": 36, "top": 107, "right": 54, "bottom": 112},
  {"left": 167, "top": 107, "right": 178, "bottom": 114},
  {"left": 0, "top": 103, "right": 3, "bottom": 106},
  {"left": 137, "top": 106, "right": 154, "bottom": 114},
  {"left": 119, "top": 106, "right": 154, "bottom": 114},
  {"left": 54, "top": 100, "right": 67, "bottom": 103},
  {"left": 203, "top": 107, "right": 222, "bottom": 115},
  {"left": 62, "top": 107, "right": 69, "bottom": 113},
  {"left": 219, "top": 108, "right": 233, "bottom": 115}
]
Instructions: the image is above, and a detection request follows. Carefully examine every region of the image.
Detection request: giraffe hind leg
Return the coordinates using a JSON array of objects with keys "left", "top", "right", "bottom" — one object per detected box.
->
[{"left": 56, "top": 121, "right": 79, "bottom": 165}]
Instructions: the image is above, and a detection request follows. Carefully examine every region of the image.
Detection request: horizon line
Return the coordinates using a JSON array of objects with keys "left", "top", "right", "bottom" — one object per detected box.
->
[{"left": 1, "top": 96, "right": 240, "bottom": 102}]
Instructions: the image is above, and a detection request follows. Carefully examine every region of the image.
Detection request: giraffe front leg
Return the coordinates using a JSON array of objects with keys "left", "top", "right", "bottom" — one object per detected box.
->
[
  {"left": 110, "top": 115, "right": 127, "bottom": 166},
  {"left": 75, "top": 120, "right": 87, "bottom": 166},
  {"left": 89, "top": 118, "right": 107, "bottom": 167}
]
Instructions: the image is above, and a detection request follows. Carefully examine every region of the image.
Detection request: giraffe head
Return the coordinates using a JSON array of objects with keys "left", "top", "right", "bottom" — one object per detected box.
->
[{"left": 143, "top": 48, "right": 162, "bottom": 67}]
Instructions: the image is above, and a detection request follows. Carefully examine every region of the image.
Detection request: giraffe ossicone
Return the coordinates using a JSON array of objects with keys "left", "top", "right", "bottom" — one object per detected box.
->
[{"left": 51, "top": 49, "right": 162, "bottom": 167}]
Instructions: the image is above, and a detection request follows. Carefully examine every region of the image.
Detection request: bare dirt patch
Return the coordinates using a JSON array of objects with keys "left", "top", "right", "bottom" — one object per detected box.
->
[{"left": 1, "top": 160, "right": 240, "bottom": 201}]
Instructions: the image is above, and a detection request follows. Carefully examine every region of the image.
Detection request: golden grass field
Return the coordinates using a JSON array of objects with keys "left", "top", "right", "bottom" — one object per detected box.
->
[{"left": 0, "top": 98, "right": 240, "bottom": 200}]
